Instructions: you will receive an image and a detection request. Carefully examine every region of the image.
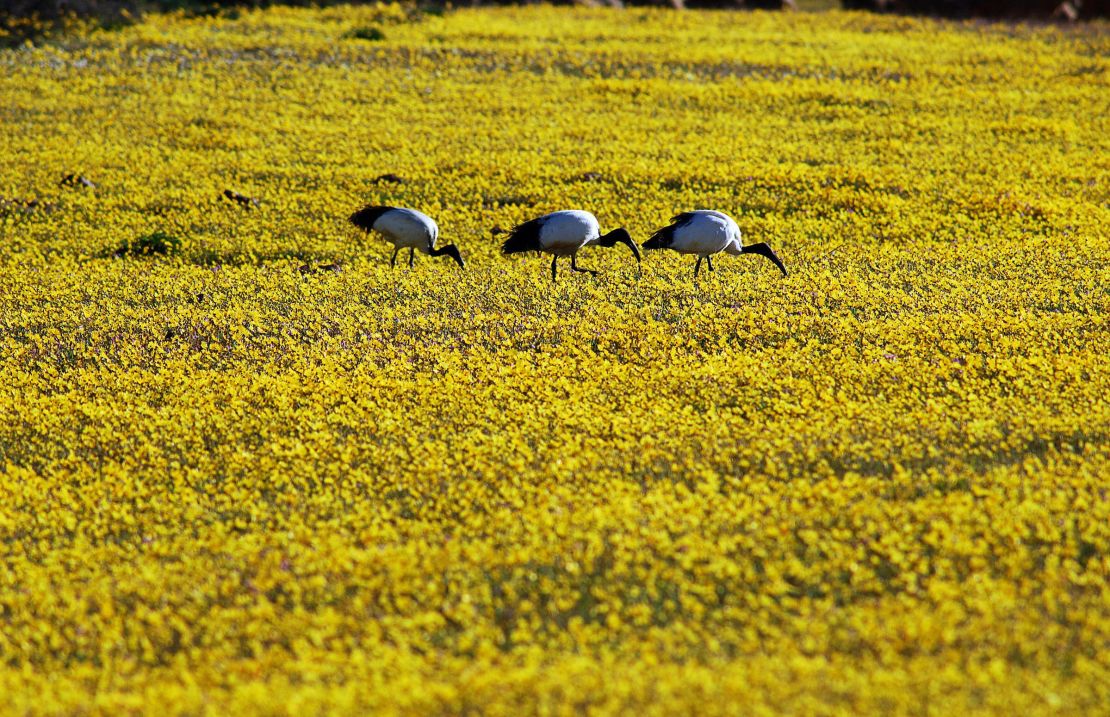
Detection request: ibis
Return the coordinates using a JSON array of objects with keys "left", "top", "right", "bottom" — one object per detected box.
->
[
  {"left": 501, "top": 210, "right": 640, "bottom": 282},
  {"left": 643, "top": 210, "right": 787, "bottom": 278},
  {"left": 348, "top": 205, "right": 464, "bottom": 269}
]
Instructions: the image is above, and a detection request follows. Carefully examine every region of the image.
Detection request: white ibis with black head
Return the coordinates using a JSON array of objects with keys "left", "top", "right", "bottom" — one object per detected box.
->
[
  {"left": 500, "top": 210, "right": 640, "bottom": 282},
  {"left": 348, "top": 205, "right": 464, "bottom": 269},
  {"left": 643, "top": 210, "right": 787, "bottom": 279}
]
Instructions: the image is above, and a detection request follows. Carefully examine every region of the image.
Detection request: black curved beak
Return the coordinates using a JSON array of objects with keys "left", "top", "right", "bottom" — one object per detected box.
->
[
  {"left": 768, "top": 249, "right": 786, "bottom": 277},
  {"left": 623, "top": 236, "right": 642, "bottom": 276},
  {"left": 622, "top": 235, "right": 641, "bottom": 265},
  {"left": 449, "top": 245, "right": 465, "bottom": 269},
  {"left": 745, "top": 243, "right": 787, "bottom": 277}
]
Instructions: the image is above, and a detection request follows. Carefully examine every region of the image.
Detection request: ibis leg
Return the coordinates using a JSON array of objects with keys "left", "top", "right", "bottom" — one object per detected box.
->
[
  {"left": 707, "top": 256, "right": 714, "bottom": 272},
  {"left": 408, "top": 248, "right": 415, "bottom": 268},
  {"left": 390, "top": 247, "right": 399, "bottom": 269},
  {"left": 571, "top": 254, "right": 597, "bottom": 276},
  {"left": 551, "top": 255, "right": 558, "bottom": 283},
  {"left": 694, "top": 256, "right": 703, "bottom": 278}
]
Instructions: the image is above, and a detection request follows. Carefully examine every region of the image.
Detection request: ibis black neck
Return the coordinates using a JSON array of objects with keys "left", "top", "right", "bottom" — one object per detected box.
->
[
  {"left": 430, "top": 244, "right": 465, "bottom": 269},
  {"left": 598, "top": 228, "right": 641, "bottom": 264}
]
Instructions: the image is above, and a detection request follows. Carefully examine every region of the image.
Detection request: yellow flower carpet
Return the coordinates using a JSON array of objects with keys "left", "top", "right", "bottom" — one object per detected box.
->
[{"left": 1, "top": 4, "right": 1108, "bottom": 714}]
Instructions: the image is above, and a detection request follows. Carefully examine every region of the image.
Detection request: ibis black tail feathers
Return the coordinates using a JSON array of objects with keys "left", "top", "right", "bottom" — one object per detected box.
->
[
  {"left": 642, "top": 228, "right": 672, "bottom": 251},
  {"left": 349, "top": 205, "right": 394, "bottom": 233},
  {"left": 501, "top": 217, "right": 545, "bottom": 255},
  {"left": 644, "top": 212, "right": 697, "bottom": 250}
]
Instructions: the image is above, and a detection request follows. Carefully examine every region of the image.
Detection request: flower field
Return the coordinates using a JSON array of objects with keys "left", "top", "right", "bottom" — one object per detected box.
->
[{"left": 1, "top": 4, "right": 1109, "bottom": 714}]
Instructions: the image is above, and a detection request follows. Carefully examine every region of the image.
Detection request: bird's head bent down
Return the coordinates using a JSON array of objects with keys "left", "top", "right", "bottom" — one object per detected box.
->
[
  {"left": 596, "top": 227, "right": 641, "bottom": 267},
  {"left": 741, "top": 242, "right": 787, "bottom": 277},
  {"left": 433, "top": 243, "right": 466, "bottom": 269}
]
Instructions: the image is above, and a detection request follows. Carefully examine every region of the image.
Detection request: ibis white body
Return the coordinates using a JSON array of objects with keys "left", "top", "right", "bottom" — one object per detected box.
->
[
  {"left": 364, "top": 207, "right": 439, "bottom": 251},
  {"left": 502, "top": 210, "right": 640, "bottom": 282},
  {"left": 348, "top": 205, "right": 464, "bottom": 269},
  {"left": 662, "top": 210, "right": 745, "bottom": 257},
  {"left": 530, "top": 210, "right": 602, "bottom": 255},
  {"left": 644, "top": 210, "right": 787, "bottom": 278}
]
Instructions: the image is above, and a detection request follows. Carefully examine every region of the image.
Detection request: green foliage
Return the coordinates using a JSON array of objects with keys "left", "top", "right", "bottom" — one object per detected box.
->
[
  {"left": 111, "top": 231, "right": 182, "bottom": 258},
  {"left": 343, "top": 25, "right": 387, "bottom": 41}
]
